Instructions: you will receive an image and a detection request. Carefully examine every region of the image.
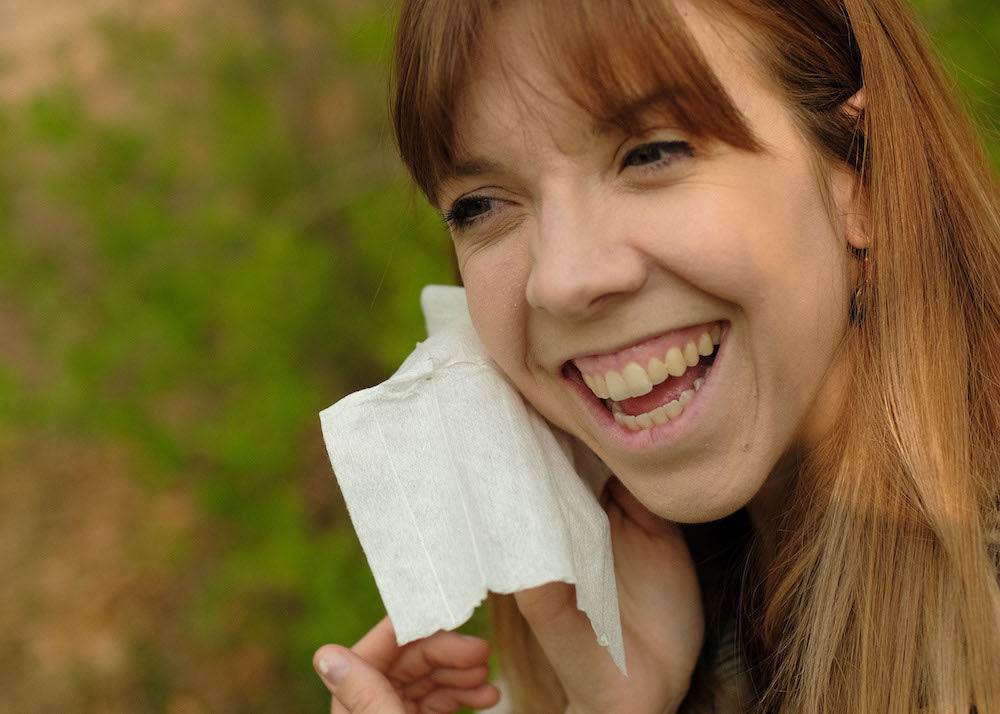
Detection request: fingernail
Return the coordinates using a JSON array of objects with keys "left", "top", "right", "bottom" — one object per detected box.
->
[{"left": 317, "top": 653, "right": 350, "bottom": 688}]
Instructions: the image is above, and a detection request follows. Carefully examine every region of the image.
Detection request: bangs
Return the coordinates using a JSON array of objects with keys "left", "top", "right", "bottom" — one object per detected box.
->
[{"left": 393, "top": 0, "right": 760, "bottom": 205}]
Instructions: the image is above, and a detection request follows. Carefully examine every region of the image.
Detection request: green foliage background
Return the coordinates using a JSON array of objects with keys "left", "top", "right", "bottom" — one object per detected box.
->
[{"left": 0, "top": 1, "right": 996, "bottom": 711}]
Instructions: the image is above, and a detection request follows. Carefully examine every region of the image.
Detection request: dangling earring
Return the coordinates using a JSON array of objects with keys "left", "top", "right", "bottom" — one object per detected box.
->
[{"left": 848, "top": 247, "right": 869, "bottom": 325}]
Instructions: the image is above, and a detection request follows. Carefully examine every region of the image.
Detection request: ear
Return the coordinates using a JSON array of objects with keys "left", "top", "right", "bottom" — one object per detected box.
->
[
  {"left": 840, "top": 176, "right": 869, "bottom": 252},
  {"left": 844, "top": 88, "right": 866, "bottom": 116},
  {"left": 829, "top": 162, "right": 869, "bottom": 251},
  {"left": 838, "top": 87, "right": 869, "bottom": 250}
]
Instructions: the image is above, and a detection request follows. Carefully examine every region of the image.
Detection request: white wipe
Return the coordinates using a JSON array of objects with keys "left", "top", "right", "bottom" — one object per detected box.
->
[{"left": 319, "top": 285, "right": 626, "bottom": 674}]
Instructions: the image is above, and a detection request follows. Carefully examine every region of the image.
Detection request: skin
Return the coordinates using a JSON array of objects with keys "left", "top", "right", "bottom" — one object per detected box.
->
[
  {"left": 315, "top": 0, "right": 868, "bottom": 711},
  {"left": 313, "top": 619, "right": 500, "bottom": 713},
  {"left": 446, "top": 0, "right": 865, "bottom": 526}
]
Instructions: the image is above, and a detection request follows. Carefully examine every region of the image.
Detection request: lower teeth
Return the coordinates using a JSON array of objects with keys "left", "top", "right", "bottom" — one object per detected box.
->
[{"left": 610, "top": 369, "right": 711, "bottom": 431}]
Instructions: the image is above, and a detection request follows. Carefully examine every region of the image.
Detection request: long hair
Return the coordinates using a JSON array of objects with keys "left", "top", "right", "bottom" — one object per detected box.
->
[{"left": 391, "top": 1, "right": 1000, "bottom": 712}]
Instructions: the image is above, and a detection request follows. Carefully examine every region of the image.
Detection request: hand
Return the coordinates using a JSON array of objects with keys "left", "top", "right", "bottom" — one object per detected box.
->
[
  {"left": 313, "top": 616, "right": 501, "bottom": 713},
  {"left": 514, "top": 477, "right": 703, "bottom": 714}
]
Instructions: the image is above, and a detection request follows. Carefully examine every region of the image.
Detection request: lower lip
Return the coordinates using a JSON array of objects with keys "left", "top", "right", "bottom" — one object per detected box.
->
[{"left": 570, "top": 326, "right": 728, "bottom": 452}]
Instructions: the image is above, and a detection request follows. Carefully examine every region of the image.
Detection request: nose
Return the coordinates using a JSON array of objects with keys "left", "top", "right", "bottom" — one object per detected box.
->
[{"left": 525, "top": 198, "right": 648, "bottom": 319}]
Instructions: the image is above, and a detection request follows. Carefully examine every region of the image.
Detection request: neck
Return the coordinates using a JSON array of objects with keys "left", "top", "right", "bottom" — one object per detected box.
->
[{"left": 745, "top": 447, "right": 804, "bottom": 570}]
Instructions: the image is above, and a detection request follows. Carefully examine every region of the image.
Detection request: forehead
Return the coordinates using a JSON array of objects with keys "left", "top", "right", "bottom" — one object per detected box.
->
[
  {"left": 452, "top": 58, "right": 612, "bottom": 166},
  {"left": 445, "top": 0, "right": 765, "bottom": 178}
]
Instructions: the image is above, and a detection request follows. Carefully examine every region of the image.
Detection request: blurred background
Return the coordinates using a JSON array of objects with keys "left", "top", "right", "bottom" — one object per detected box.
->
[{"left": 0, "top": 0, "right": 996, "bottom": 711}]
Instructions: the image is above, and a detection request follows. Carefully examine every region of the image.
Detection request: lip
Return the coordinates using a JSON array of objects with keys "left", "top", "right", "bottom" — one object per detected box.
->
[{"left": 565, "top": 322, "right": 729, "bottom": 451}]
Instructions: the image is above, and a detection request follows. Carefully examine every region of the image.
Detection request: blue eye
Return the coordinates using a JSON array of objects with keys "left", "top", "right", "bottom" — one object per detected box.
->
[
  {"left": 621, "top": 140, "right": 694, "bottom": 171},
  {"left": 444, "top": 196, "right": 496, "bottom": 230}
]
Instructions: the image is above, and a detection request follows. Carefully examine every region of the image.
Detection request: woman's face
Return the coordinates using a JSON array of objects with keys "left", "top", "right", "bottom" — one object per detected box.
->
[{"left": 439, "top": 1, "right": 865, "bottom": 522}]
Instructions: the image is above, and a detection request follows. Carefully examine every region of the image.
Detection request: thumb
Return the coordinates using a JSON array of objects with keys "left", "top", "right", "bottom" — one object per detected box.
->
[{"left": 313, "top": 644, "right": 406, "bottom": 714}]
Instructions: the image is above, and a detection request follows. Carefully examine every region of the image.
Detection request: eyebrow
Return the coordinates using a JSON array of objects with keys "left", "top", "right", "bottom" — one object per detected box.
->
[
  {"left": 451, "top": 158, "right": 507, "bottom": 178},
  {"left": 447, "top": 121, "right": 619, "bottom": 183},
  {"left": 605, "top": 89, "right": 678, "bottom": 128}
]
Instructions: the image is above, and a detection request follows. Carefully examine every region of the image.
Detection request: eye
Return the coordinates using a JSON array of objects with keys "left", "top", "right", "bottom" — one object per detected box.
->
[
  {"left": 443, "top": 195, "right": 498, "bottom": 231},
  {"left": 620, "top": 140, "right": 694, "bottom": 172}
]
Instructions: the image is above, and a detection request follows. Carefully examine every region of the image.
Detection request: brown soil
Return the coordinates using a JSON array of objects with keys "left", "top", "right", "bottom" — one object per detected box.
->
[{"left": 0, "top": 429, "right": 206, "bottom": 711}]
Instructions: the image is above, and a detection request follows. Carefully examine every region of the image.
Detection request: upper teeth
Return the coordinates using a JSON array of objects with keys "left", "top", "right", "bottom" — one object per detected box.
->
[{"left": 580, "top": 325, "right": 720, "bottom": 401}]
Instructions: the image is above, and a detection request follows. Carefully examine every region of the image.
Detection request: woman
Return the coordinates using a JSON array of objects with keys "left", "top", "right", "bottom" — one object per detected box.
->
[{"left": 314, "top": 0, "right": 1000, "bottom": 711}]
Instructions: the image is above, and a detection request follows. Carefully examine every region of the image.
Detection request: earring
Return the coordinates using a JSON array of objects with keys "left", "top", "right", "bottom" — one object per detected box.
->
[{"left": 848, "top": 248, "right": 869, "bottom": 325}]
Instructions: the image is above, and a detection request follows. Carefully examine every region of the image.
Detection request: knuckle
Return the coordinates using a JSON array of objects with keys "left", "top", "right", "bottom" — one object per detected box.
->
[{"left": 350, "top": 683, "right": 393, "bottom": 714}]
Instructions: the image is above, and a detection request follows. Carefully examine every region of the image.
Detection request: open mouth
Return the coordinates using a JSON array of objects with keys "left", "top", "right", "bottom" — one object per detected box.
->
[{"left": 564, "top": 323, "right": 723, "bottom": 432}]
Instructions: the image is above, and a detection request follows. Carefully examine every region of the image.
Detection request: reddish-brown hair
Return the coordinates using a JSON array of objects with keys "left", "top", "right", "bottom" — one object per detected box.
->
[
  {"left": 393, "top": 0, "right": 762, "bottom": 206},
  {"left": 391, "top": 1, "right": 1000, "bottom": 712}
]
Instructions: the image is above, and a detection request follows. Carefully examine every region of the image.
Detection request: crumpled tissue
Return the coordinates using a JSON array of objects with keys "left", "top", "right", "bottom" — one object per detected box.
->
[{"left": 319, "top": 285, "right": 625, "bottom": 673}]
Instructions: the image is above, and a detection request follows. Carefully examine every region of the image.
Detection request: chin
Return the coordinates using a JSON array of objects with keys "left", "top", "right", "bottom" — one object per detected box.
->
[{"left": 610, "top": 452, "right": 776, "bottom": 524}]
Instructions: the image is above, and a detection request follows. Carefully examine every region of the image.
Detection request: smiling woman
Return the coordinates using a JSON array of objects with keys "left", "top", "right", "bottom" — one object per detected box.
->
[
  {"left": 436, "top": 0, "right": 867, "bottom": 529},
  {"left": 314, "top": 0, "right": 1000, "bottom": 712}
]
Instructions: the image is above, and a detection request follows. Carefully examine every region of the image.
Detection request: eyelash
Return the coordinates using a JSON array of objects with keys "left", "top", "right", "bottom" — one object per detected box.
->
[
  {"left": 443, "top": 196, "right": 496, "bottom": 232},
  {"left": 444, "top": 140, "right": 694, "bottom": 231},
  {"left": 620, "top": 140, "right": 694, "bottom": 173}
]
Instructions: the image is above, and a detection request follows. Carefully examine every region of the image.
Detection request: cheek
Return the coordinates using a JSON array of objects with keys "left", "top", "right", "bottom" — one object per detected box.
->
[
  {"left": 655, "top": 171, "right": 844, "bottom": 314},
  {"left": 629, "top": 186, "right": 777, "bottom": 306},
  {"left": 637, "top": 169, "right": 850, "bottom": 402},
  {"left": 459, "top": 244, "right": 532, "bottom": 373}
]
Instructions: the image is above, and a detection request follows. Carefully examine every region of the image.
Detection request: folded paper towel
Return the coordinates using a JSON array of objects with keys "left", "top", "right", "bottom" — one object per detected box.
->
[{"left": 319, "top": 285, "right": 626, "bottom": 674}]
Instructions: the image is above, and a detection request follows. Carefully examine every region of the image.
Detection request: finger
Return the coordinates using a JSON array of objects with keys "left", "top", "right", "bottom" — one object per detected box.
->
[
  {"left": 314, "top": 644, "right": 406, "bottom": 714},
  {"left": 598, "top": 477, "right": 613, "bottom": 509},
  {"left": 513, "top": 582, "right": 622, "bottom": 699},
  {"left": 351, "top": 616, "right": 401, "bottom": 672},
  {"left": 399, "top": 664, "right": 490, "bottom": 700},
  {"left": 514, "top": 581, "right": 578, "bottom": 620},
  {"left": 389, "top": 631, "right": 491, "bottom": 683},
  {"left": 429, "top": 663, "right": 490, "bottom": 687},
  {"left": 606, "top": 477, "right": 674, "bottom": 535},
  {"left": 420, "top": 683, "right": 502, "bottom": 713}
]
